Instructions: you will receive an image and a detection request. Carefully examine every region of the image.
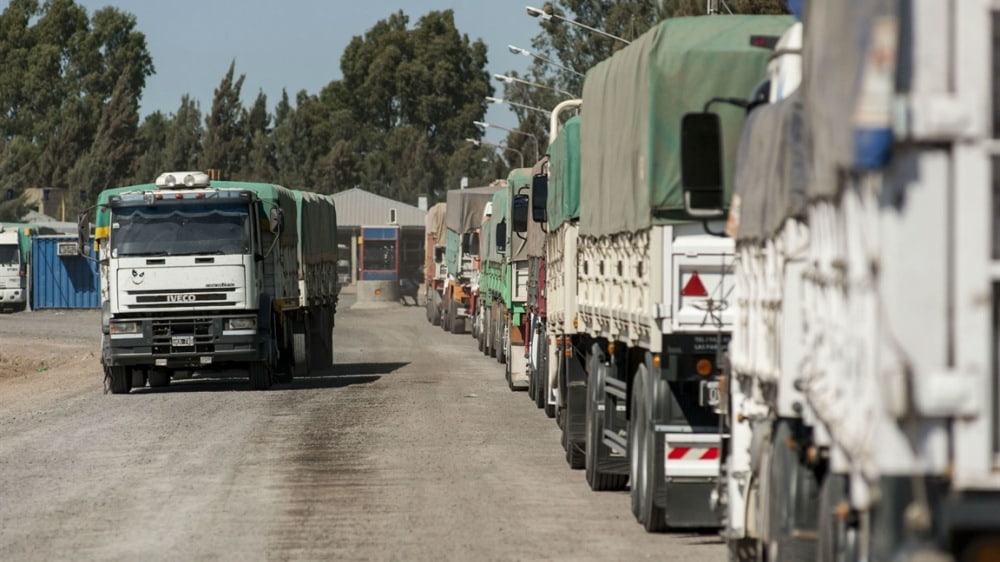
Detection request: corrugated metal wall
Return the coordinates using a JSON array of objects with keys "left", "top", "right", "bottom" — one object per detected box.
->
[{"left": 31, "top": 236, "right": 99, "bottom": 309}]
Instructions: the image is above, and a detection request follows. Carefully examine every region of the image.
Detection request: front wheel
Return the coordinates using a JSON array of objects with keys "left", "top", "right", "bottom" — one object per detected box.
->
[
  {"left": 249, "top": 361, "right": 272, "bottom": 390},
  {"left": 106, "top": 366, "right": 132, "bottom": 394}
]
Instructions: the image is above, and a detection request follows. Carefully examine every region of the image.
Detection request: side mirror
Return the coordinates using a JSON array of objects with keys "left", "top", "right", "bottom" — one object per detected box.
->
[
  {"left": 512, "top": 194, "right": 529, "bottom": 233},
  {"left": 269, "top": 207, "right": 284, "bottom": 234},
  {"left": 680, "top": 112, "right": 725, "bottom": 217},
  {"left": 76, "top": 212, "right": 90, "bottom": 257},
  {"left": 496, "top": 220, "right": 507, "bottom": 254},
  {"left": 531, "top": 174, "right": 548, "bottom": 223}
]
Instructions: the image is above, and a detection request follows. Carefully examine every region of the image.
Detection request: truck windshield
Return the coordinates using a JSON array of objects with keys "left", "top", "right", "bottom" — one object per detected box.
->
[
  {"left": 110, "top": 203, "right": 251, "bottom": 257},
  {"left": 0, "top": 245, "right": 18, "bottom": 265}
]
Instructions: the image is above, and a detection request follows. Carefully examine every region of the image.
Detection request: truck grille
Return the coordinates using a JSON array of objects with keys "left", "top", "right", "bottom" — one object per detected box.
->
[{"left": 151, "top": 317, "right": 216, "bottom": 354}]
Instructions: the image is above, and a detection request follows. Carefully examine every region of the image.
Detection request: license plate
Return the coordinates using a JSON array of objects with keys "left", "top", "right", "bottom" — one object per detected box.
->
[
  {"left": 172, "top": 336, "right": 194, "bottom": 347},
  {"left": 699, "top": 380, "right": 720, "bottom": 407}
]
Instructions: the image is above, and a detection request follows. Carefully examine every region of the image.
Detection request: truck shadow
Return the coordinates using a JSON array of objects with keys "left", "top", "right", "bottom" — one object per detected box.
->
[{"left": 128, "top": 362, "right": 409, "bottom": 394}]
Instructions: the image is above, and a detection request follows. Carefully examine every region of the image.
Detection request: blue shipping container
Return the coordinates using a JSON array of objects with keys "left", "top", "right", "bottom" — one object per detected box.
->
[{"left": 31, "top": 236, "right": 100, "bottom": 309}]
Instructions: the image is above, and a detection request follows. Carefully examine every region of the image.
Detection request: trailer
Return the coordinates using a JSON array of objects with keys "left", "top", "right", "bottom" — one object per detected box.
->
[
  {"left": 441, "top": 184, "right": 502, "bottom": 334},
  {"left": 573, "top": 15, "right": 793, "bottom": 532},
  {"left": 424, "top": 202, "right": 447, "bottom": 325},
  {"left": 682, "top": 2, "right": 1000, "bottom": 559}
]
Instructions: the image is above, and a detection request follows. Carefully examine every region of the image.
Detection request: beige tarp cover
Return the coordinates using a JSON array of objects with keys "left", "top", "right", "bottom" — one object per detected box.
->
[
  {"left": 445, "top": 185, "right": 503, "bottom": 234},
  {"left": 425, "top": 202, "right": 447, "bottom": 247},
  {"left": 295, "top": 191, "right": 338, "bottom": 265},
  {"left": 803, "top": 0, "right": 894, "bottom": 199},
  {"left": 580, "top": 15, "right": 795, "bottom": 237},
  {"left": 506, "top": 167, "right": 545, "bottom": 260}
]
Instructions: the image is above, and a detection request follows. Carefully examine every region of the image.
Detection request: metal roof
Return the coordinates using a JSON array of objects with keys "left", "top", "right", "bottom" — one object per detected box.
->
[{"left": 332, "top": 188, "right": 427, "bottom": 228}]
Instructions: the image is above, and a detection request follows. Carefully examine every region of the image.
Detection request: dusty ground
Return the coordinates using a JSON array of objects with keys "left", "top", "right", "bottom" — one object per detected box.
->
[{"left": 0, "top": 298, "right": 725, "bottom": 561}]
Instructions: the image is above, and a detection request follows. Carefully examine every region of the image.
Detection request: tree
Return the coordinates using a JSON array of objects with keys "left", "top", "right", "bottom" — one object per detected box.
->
[
  {"left": 132, "top": 111, "right": 170, "bottom": 184},
  {"left": 201, "top": 61, "right": 247, "bottom": 179},
  {"left": 0, "top": 0, "right": 152, "bottom": 198},
  {"left": 67, "top": 70, "right": 140, "bottom": 213},
  {"left": 323, "top": 9, "right": 492, "bottom": 203},
  {"left": 164, "top": 95, "right": 203, "bottom": 171}
]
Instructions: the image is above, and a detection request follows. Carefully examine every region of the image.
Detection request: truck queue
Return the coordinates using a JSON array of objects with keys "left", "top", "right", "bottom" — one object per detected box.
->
[{"left": 424, "top": 3, "right": 1000, "bottom": 561}]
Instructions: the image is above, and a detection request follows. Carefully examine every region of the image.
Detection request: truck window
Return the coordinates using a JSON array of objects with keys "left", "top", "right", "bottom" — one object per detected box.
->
[
  {"left": 110, "top": 203, "right": 251, "bottom": 257},
  {"left": 0, "top": 245, "right": 18, "bottom": 265}
]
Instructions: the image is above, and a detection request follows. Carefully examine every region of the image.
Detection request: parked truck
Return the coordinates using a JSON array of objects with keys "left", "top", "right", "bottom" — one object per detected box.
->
[
  {"left": 479, "top": 168, "right": 540, "bottom": 390},
  {"left": 424, "top": 202, "right": 447, "bottom": 325},
  {"left": 531, "top": 106, "right": 585, "bottom": 462},
  {"left": 0, "top": 223, "right": 59, "bottom": 312},
  {"left": 561, "top": 15, "right": 793, "bottom": 532},
  {"left": 682, "top": 2, "right": 1000, "bottom": 560},
  {"left": 441, "top": 185, "right": 502, "bottom": 334},
  {"left": 84, "top": 171, "right": 338, "bottom": 393}
]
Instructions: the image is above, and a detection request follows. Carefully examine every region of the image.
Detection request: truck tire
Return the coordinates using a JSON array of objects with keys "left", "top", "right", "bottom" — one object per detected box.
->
[
  {"left": 498, "top": 320, "right": 508, "bottom": 365},
  {"left": 585, "top": 345, "right": 628, "bottom": 491},
  {"left": 475, "top": 308, "right": 489, "bottom": 355},
  {"left": 292, "top": 321, "right": 309, "bottom": 377},
  {"left": 449, "top": 300, "right": 463, "bottom": 335},
  {"left": 430, "top": 291, "right": 442, "bottom": 326},
  {"left": 630, "top": 365, "right": 667, "bottom": 531},
  {"left": 562, "top": 357, "right": 585, "bottom": 469},
  {"left": 147, "top": 369, "right": 170, "bottom": 388},
  {"left": 106, "top": 366, "right": 132, "bottom": 394},
  {"left": 767, "top": 420, "right": 821, "bottom": 561},
  {"left": 817, "top": 474, "right": 857, "bottom": 562},
  {"left": 249, "top": 361, "right": 272, "bottom": 390},
  {"left": 727, "top": 538, "right": 761, "bottom": 562}
]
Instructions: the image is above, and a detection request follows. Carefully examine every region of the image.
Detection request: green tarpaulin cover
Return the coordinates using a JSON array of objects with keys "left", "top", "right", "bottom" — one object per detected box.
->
[
  {"left": 580, "top": 15, "right": 795, "bottom": 237},
  {"left": 547, "top": 116, "right": 581, "bottom": 230}
]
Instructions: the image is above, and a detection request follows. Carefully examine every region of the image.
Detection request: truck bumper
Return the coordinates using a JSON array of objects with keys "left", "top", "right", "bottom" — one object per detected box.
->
[
  {"left": 105, "top": 314, "right": 262, "bottom": 368},
  {"left": 0, "top": 287, "right": 26, "bottom": 311}
]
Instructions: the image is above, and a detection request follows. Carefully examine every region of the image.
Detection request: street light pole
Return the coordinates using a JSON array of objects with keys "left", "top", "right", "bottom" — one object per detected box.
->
[
  {"left": 474, "top": 120, "right": 540, "bottom": 162},
  {"left": 485, "top": 96, "right": 551, "bottom": 117},
  {"left": 494, "top": 73, "right": 575, "bottom": 98},
  {"left": 526, "top": 5, "right": 631, "bottom": 46},
  {"left": 465, "top": 138, "right": 525, "bottom": 169},
  {"left": 508, "top": 44, "right": 584, "bottom": 78}
]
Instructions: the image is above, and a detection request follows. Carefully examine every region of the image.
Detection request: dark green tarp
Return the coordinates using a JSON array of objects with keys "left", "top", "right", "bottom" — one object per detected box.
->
[
  {"left": 580, "top": 15, "right": 795, "bottom": 237},
  {"left": 547, "top": 116, "right": 581, "bottom": 230}
]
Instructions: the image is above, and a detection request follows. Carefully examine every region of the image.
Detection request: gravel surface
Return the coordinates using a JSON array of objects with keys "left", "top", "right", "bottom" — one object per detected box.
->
[{"left": 0, "top": 298, "right": 725, "bottom": 561}]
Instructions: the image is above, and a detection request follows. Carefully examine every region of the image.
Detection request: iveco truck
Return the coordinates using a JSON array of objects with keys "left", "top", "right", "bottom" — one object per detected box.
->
[{"left": 84, "top": 171, "right": 338, "bottom": 393}]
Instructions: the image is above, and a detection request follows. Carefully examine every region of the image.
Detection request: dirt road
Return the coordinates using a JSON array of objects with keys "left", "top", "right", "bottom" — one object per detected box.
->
[{"left": 0, "top": 297, "right": 725, "bottom": 561}]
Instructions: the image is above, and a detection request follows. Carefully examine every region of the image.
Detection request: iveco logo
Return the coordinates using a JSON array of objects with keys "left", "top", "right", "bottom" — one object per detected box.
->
[
  {"left": 130, "top": 270, "right": 145, "bottom": 285},
  {"left": 167, "top": 294, "right": 196, "bottom": 303}
]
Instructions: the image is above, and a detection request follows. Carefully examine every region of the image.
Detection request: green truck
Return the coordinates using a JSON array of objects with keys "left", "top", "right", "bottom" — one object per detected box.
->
[{"left": 532, "top": 15, "right": 794, "bottom": 532}]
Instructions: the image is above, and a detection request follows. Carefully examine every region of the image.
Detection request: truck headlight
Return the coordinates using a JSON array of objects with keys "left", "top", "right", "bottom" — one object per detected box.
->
[
  {"left": 225, "top": 318, "right": 256, "bottom": 331},
  {"left": 109, "top": 321, "right": 141, "bottom": 334}
]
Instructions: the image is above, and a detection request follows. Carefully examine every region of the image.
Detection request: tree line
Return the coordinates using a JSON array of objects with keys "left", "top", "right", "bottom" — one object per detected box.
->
[{"left": 0, "top": 0, "right": 787, "bottom": 222}]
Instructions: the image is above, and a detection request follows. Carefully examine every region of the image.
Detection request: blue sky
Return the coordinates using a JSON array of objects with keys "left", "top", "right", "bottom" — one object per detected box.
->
[{"left": 71, "top": 0, "right": 543, "bottom": 145}]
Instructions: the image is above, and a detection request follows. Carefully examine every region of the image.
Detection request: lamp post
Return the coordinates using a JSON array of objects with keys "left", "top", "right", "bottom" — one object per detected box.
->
[
  {"left": 474, "top": 120, "right": 540, "bottom": 162},
  {"left": 526, "top": 5, "right": 631, "bottom": 46},
  {"left": 466, "top": 138, "right": 525, "bottom": 169},
  {"left": 508, "top": 44, "right": 584, "bottom": 78},
  {"left": 493, "top": 73, "right": 576, "bottom": 98},
  {"left": 485, "top": 96, "right": 551, "bottom": 117}
]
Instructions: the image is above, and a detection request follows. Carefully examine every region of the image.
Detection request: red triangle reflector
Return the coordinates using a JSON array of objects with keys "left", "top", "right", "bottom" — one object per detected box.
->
[{"left": 682, "top": 272, "right": 708, "bottom": 297}]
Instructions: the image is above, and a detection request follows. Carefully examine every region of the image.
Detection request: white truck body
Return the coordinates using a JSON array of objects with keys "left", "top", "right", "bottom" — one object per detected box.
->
[
  {"left": 0, "top": 228, "right": 25, "bottom": 312},
  {"left": 714, "top": 4, "right": 1000, "bottom": 559}
]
